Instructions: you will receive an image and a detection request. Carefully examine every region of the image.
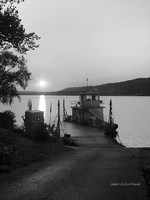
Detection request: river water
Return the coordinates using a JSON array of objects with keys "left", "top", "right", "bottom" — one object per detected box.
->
[{"left": 1, "top": 95, "right": 150, "bottom": 148}]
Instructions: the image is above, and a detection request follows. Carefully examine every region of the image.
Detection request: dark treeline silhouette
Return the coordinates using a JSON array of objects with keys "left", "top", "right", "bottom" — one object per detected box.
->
[{"left": 55, "top": 77, "right": 150, "bottom": 96}]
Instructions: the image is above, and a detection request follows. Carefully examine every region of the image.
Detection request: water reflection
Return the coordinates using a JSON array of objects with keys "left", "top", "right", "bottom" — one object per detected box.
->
[
  {"left": 1, "top": 95, "right": 150, "bottom": 147},
  {"left": 38, "top": 95, "right": 46, "bottom": 115}
]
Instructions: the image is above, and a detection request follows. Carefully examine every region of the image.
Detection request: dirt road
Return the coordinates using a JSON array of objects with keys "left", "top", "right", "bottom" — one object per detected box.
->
[{"left": 0, "top": 125, "right": 149, "bottom": 200}]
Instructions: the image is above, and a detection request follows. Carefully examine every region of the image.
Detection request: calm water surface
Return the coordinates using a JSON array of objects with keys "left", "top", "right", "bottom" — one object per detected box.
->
[{"left": 1, "top": 95, "right": 150, "bottom": 148}]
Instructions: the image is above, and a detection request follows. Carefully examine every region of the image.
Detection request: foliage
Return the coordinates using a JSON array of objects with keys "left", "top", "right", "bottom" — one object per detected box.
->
[
  {"left": 0, "top": 51, "right": 31, "bottom": 104},
  {"left": 0, "top": 0, "right": 40, "bottom": 104},
  {"left": 0, "top": 110, "right": 16, "bottom": 130},
  {"left": 0, "top": 0, "right": 40, "bottom": 54}
]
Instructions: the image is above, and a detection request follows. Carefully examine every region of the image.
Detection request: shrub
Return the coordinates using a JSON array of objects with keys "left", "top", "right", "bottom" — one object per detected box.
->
[{"left": 0, "top": 110, "right": 16, "bottom": 130}]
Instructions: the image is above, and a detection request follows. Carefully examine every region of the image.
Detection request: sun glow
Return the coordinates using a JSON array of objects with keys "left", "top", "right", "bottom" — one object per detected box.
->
[
  {"left": 36, "top": 79, "right": 51, "bottom": 89},
  {"left": 39, "top": 80, "right": 46, "bottom": 87}
]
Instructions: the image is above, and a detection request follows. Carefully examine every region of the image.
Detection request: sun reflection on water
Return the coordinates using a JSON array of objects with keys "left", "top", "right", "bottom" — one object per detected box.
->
[{"left": 38, "top": 95, "right": 46, "bottom": 115}]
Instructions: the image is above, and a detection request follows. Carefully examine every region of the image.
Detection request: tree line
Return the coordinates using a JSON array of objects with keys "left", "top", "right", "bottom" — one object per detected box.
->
[{"left": 54, "top": 78, "right": 150, "bottom": 96}]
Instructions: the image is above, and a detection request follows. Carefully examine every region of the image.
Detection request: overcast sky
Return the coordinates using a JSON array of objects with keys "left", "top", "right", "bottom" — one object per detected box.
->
[{"left": 17, "top": 0, "right": 150, "bottom": 91}]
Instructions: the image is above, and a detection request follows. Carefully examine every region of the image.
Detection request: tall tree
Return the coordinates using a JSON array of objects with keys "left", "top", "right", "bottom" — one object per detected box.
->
[{"left": 0, "top": 0, "right": 40, "bottom": 104}]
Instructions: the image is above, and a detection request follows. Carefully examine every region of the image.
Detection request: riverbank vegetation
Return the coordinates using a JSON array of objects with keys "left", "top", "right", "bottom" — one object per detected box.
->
[
  {"left": 0, "top": 124, "right": 72, "bottom": 174},
  {"left": 0, "top": 109, "right": 72, "bottom": 174}
]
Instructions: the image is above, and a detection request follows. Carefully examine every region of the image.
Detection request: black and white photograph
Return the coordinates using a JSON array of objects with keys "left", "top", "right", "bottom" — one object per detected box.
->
[{"left": 0, "top": 0, "right": 150, "bottom": 199}]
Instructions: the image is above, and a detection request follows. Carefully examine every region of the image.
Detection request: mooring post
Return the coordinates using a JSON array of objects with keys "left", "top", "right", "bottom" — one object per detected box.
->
[{"left": 57, "top": 100, "right": 60, "bottom": 139}]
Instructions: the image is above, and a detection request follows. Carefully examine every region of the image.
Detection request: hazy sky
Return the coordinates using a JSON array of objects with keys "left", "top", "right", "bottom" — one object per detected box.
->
[{"left": 17, "top": 0, "right": 150, "bottom": 91}]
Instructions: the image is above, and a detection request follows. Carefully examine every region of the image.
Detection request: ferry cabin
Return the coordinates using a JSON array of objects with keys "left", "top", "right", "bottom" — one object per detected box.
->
[{"left": 71, "top": 92, "right": 104, "bottom": 128}]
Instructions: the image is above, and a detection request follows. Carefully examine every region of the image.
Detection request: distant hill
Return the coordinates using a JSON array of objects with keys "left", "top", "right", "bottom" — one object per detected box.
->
[
  {"left": 54, "top": 78, "right": 150, "bottom": 96},
  {"left": 18, "top": 78, "right": 150, "bottom": 96}
]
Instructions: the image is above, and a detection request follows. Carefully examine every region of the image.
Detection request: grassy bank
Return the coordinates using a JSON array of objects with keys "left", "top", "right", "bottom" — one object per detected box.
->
[
  {"left": 0, "top": 128, "right": 72, "bottom": 174},
  {"left": 139, "top": 148, "right": 150, "bottom": 197}
]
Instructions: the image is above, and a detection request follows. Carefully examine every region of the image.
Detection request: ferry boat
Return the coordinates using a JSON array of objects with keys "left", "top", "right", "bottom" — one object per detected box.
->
[
  {"left": 71, "top": 91, "right": 105, "bottom": 128},
  {"left": 65, "top": 91, "right": 118, "bottom": 139}
]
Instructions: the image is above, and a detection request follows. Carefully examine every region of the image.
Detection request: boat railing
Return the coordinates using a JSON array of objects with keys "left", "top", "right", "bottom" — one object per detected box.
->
[
  {"left": 70, "top": 100, "right": 78, "bottom": 107},
  {"left": 103, "top": 115, "right": 108, "bottom": 122}
]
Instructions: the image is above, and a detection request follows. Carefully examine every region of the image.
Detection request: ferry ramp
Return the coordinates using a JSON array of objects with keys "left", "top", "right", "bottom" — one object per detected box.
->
[{"left": 63, "top": 122, "right": 122, "bottom": 148}]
